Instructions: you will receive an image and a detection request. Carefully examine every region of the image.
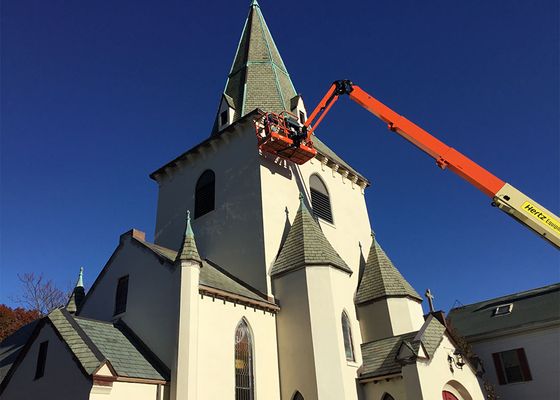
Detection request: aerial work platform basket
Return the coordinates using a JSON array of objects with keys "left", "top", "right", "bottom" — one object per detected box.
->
[{"left": 254, "top": 111, "right": 317, "bottom": 165}]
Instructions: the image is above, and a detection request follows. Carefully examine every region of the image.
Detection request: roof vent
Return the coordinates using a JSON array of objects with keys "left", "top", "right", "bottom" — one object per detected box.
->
[{"left": 493, "top": 303, "right": 513, "bottom": 316}]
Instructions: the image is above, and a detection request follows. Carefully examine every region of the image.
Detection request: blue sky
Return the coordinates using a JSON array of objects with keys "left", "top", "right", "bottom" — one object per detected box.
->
[{"left": 1, "top": 0, "right": 558, "bottom": 312}]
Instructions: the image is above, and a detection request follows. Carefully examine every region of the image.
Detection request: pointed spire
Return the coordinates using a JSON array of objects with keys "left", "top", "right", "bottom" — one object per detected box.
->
[
  {"left": 176, "top": 210, "right": 202, "bottom": 265},
  {"left": 212, "top": 0, "right": 297, "bottom": 133},
  {"left": 355, "top": 234, "right": 422, "bottom": 305},
  {"left": 271, "top": 194, "right": 351, "bottom": 276},
  {"left": 77, "top": 266, "right": 84, "bottom": 288},
  {"left": 66, "top": 267, "right": 86, "bottom": 314}
]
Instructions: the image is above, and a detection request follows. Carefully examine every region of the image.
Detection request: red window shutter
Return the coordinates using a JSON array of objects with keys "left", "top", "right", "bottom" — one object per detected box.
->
[
  {"left": 492, "top": 353, "right": 506, "bottom": 385},
  {"left": 517, "top": 348, "right": 533, "bottom": 381}
]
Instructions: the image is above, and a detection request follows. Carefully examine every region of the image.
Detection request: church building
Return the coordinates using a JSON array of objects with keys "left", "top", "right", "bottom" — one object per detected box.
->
[{"left": 0, "top": 2, "right": 486, "bottom": 399}]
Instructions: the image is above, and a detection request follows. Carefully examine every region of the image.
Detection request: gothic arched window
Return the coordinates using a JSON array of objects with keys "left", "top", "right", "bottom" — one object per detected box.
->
[
  {"left": 292, "top": 391, "right": 304, "bottom": 400},
  {"left": 195, "top": 170, "right": 215, "bottom": 219},
  {"left": 341, "top": 311, "right": 355, "bottom": 361},
  {"left": 309, "top": 174, "right": 333, "bottom": 223},
  {"left": 235, "top": 319, "right": 254, "bottom": 400},
  {"left": 382, "top": 394, "right": 395, "bottom": 400}
]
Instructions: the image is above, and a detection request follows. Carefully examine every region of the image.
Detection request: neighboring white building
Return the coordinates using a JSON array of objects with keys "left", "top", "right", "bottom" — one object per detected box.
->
[
  {"left": 447, "top": 283, "right": 560, "bottom": 400},
  {"left": 0, "top": 2, "right": 488, "bottom": 399}
]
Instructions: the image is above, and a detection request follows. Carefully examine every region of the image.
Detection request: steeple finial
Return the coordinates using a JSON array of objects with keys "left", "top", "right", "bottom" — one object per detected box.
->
[
  {"left": 176, "top": 210, "right": 202, "bottom": 265},
  {"left": 66, "top": 267, "right": 86, "bottom": 314},
  {"left": 185, "top": 210, "right": 194, "bottom": 237},
  {"left": 250, "top": 0, "right": 260, "bottom": 7},
  {"left": 77, "top": 266, "right": 84, "bottom": 288}
]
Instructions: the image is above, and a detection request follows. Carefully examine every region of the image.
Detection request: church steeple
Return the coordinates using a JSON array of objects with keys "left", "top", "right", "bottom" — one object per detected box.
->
[
  {"left": 212, "top": 0, "right": 297, "bottom": 133},
  {"left": 175, "top": 211, "right": 202, "bottom": 265}
]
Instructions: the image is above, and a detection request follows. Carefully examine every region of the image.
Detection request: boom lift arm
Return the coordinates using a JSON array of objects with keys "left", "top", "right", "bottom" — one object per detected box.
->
[{"left": 255, "top": 80, "right": 560, "bottom": 249}]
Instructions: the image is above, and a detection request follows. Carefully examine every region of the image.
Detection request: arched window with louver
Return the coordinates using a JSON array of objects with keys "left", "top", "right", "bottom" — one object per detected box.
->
[
  {"left": 341, "top": 311, "right": 355, "bottom": 361},
  {"left": 235, "top": 319, "right": 254, "bottom": 400},
  {"left": 195, "top": 170, "right": 215, "bottom": 219},
  {"left": 309, "top": 174, "right": 333, "bottom": 223}
]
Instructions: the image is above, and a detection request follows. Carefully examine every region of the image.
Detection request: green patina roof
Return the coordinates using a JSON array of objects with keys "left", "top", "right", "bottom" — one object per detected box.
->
[
  {"left": 355, "top": 234, "right": 421, "bottom": 304},
  {"left": 270, "top": 197, "right": 352, "bottom": 277},
  {"left": 447, "top": 283, "right": 560, "bottom": 339},
  {"left": 138, "top": 239, "right": 269, "bottom": 303},
  {"left": 212, "top": 0, "right": 296, "bottom": 133},
  {"left": 48, "top": 309, "right": 168, "bottom": 380},
  {"left": 175, "top": 211, "right": 202, "bottom": 264},
  {"left": 360, "top": 315, "right": 446, "bottom": 380}
]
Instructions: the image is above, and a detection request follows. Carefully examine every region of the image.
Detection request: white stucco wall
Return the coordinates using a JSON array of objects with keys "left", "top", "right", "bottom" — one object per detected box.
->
[
  {"left": 470, "top": 325, "right": 560, "bottom": 400},
  {"left": 90, "top": 381, "right": 166, "bottom": 400},
  {"left": 0, "top": 323, "right": 92, "bottom": 400},
  {"left": 273, "top": 269, "right": 319, "bottom": 400},
  {"left": 78, "top": 235, "right": 180, "bottom": 368},
  {"left": 273, "top": 266, "right": 363, "bottom": 400},
  {"left": 357, "top": 298, "right": 424, "bottom": 343},
  {"left": 153, "top": 122, "right": 269, "bottom": 294},
  {"left": 197, "top": 295, "right": 280, "bottom": 400},
  {"left": 360, "top": 376, "right": 407, "bottom": 400}
]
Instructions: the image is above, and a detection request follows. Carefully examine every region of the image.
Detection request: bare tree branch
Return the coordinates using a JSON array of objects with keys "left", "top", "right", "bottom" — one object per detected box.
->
[{"left": 11, "top": 273, "right": 68, "bottom": 316}]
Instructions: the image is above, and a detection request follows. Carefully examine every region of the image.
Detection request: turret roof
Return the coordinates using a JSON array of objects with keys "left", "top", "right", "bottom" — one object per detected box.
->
[
  {"left": 355, "top": 234, "right": 422, "bottom": 304},
  {"left": 271, "top": 196, "right": 352, "bottom": 277}
]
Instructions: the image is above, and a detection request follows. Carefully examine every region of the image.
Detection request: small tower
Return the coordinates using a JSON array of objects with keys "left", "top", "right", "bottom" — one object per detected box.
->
[
  {"left": 355, "top": 233, "right": 424, "bottom": 342},
  {"left": 66, "top": 267, "right": 85, "bottom": 314},
  {"left": 272, "top": 195, "right": 357, "bottom": 400},
  {"left": 171, "top": 211, "right": 202, "bottom": 400}
]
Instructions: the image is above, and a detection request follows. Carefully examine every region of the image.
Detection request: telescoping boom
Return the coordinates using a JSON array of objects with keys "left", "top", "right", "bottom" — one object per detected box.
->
[{"left": 254, "top": 80, "right": 560, "bottom": 249}]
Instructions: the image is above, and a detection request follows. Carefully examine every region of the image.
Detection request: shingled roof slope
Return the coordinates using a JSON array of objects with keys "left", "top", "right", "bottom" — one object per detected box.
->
[
  {"left": 0, "top": 321, "right": 39, "bottom": 385},
  {"left": 355, "top": 235, "right": 421, "bottom": 304},
  {"left": 212, "top": 0, "right": 296, "bottom": 133},
  {"left": 137, "top": 239, "right": 269, "bottom": 303},
  {"left": 447, "top": 283, "right": 560, "bottom": 339},
  {"left": 271, "top": 197, "right": 352, "bottom": 277},
  {"left": 75, "top": 317, "right": 168, "bottom": 380},
  {"left": 360, "top": 315, "right": 446, "bottom": 380}
]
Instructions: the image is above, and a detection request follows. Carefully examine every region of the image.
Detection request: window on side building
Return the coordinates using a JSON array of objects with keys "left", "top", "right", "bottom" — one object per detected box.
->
[
  {"left": 114, "top": 275, "right": 129, "bottom": 316},
  {"left": 195, "top": 170, "right": 215, "bottom": 219},
  {"left": 310, "top": 174, "right": 333, "bottom": 223},
  {"left": 492, "top": 348, "right": 532, "bottom": 384},
  {"left": 34, "top": 341, "right": 48, "bottom": 379}
]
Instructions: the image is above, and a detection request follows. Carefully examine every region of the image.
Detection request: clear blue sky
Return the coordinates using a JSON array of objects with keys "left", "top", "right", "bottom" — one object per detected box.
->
[{"left": 1, "top": 0, "right": 558, "bottom": 312}]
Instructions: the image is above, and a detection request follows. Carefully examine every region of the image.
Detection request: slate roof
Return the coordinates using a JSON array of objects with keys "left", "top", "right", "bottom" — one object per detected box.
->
[
  {"left": 75, "top": 317, "right": 168, "bottom": 380},
  {"left": 212, "top": 0, "right": 296, "bottom": 133},
  {"left": 359, "top": 315, "right": 446, "bottom": 380},
  {"left": 0, "top": 320, "right": 39, "bottom": 384},
  {"left": 49, "top": 309, "right": 169, "bottom": 380},
  {"left": 447, "top": 283, "right": 560, "bottom": 340},
  {"left": 355, "top": 234, "right": 422, "bottom": 305},
  {"left": 137, "top": 239, "right": 269, "bottom": 303},
  {"left": 270, "top": 197, "right": 352, "bottom": 277},
  {"left": 360, "top": 331, "right": 417, "bottom": 379}
]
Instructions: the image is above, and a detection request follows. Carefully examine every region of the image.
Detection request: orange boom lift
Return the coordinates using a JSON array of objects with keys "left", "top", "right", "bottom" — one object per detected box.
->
[{"left": 254, "top": 80, "right": 560, "bottom": 249}]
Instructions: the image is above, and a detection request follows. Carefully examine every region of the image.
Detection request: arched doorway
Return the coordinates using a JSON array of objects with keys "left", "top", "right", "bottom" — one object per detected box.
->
[{"left": 442, "top": 391, "right": 459, "bottom": 400}]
